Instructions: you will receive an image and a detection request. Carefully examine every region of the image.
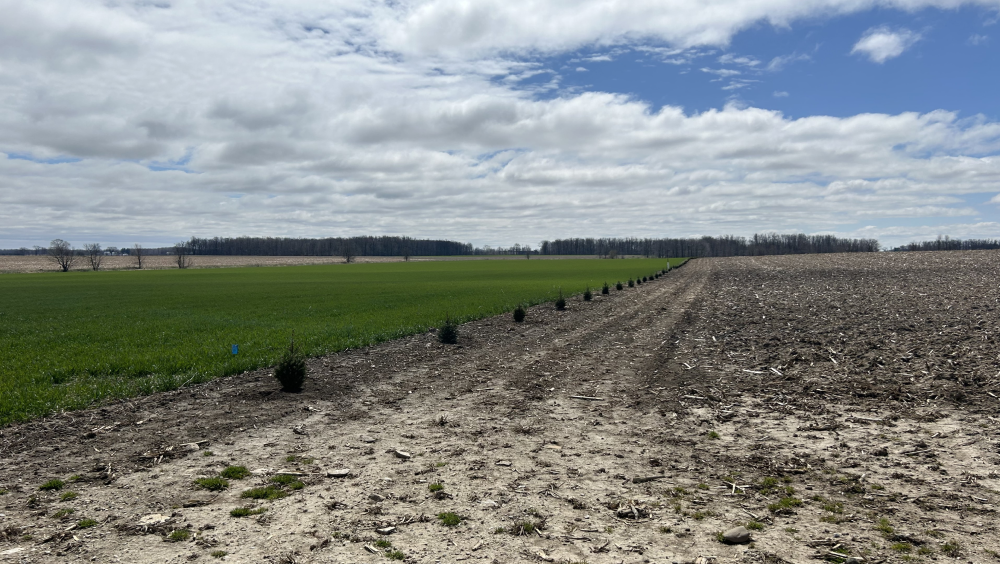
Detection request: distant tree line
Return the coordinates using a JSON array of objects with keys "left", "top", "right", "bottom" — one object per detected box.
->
[
  {"left": 539, "top": 233, "right": 881, "bottom": 257},
  {"left": 184, "top": 236, "right": 473, "bottom": 257},
  {"left": 889, "top": 236, "right": 1000, "bottom": 252}
]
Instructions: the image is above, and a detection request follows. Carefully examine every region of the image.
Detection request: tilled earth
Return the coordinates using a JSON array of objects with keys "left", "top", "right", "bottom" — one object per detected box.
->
[{"left": 1, "top": 252, "right": 999, "bottom": 564}]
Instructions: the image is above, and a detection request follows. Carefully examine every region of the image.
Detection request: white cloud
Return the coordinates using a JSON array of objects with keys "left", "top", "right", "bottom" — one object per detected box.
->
[
  {"left": 851, "top": 26, "right": 921, "bottom": 63},
  {"left": 701, "top": 67, "right": 742, "bottom": 77},
  {"left": 968, "top": 33, "right": 989, "bottom": 45},
  {"left": 718, "top": 53, "right": 760, "bottom": 66},
  {"left": 766, "top": 52, "right": 811, "bottom": 71},
  {"left": 377, "top": 0, "right": 987, "bottom": 56},
  {"left": 575, "top": 66, "right": 589, "bottom": 72},
  {"left": 1, "top": 0, "right": 1000, "bottom": 248},
  {"left": 773, "top": 91, "right": 789, "bottom": 97}
]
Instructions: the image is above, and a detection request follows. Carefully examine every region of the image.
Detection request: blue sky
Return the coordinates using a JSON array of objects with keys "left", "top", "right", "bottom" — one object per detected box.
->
[
  {"left": 529, "top": 6, "right": 999, "bottom": 120},
  {"left": 0, "top": 0, "right": 999, "bottom": 250}
]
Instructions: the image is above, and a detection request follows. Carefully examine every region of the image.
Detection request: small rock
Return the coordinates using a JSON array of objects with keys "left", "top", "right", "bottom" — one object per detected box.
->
[
  {"left": 360, "top": 436, "right": 377, "bottom": 443},
  {"left": 543, "top": 444, "right": 562, "bottom": 450},
  {"left": 495, "top": 460, "right": 512, "bottom": 467},
  {"left": 292, "top": 425, "right": 307, "bottom": 435},
  {"left": 480, "top": 500, "right": 498, "bottom": 508},
  {"left": 327, "top": 469, "right": 351, "bottom": 478},
  {"left": 369, "top": 494, "right": 385, "bottom": 502},
  {"left": 138, "top": 514, "right": 170, "bottom": 526},
  {"left": 845, "top": 558, "right": 865, "bottom": 564},
  {"left": 392, "top": 450, "right": 412, "bottom": 460},
  {"left": 376, "top": 526, "right": 396, "bottom": 535},
  {"left": 722, "top": 526, "right": 752, "bottom": 544},
  {"left": 537, "top": 551, "right": 555, "bottom": 562},
  {"left": 872, "top": 446, "right": 889, "bottom": 457}
]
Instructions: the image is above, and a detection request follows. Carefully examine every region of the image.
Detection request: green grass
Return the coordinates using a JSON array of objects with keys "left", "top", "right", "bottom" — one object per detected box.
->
[
  {"left": 77, "top": 518, "right": 98, "bottom": 528},
  {"left": 167, "top": 529, "right": 191, "bottom": 542},
  {"left": 387, "top": 550, "right": 406, "bottom": 560},
  {"left": 374, "top": 539, "right": 393, "bottom": 549},
  {"left": 240, "top": 486, "right": 287, "bottom": 500},
  {"left": 60, "top": 491, "right": 78, "bottom": 501},
  {"left": 220, "top": 465, "right": 250, "bottom": 480},
  {"left": 229, "top": 506, "right": 267, "bottom": 518},
  {"left": 429, "top": 483, "right": 444, "bottom": 492},
  {"left": 270, "top": 474, "right": 304, "bottom": 489},
  {"left": 39, "top": 479, "right": 64, "bottom": 491},
  {"left": 194, "top": 477, "right": 229, "bottom": 491},
  {"left": 210, "top": 551, "right": 227, "bottom": 559},
  {"left": 437, "top": 512, "right": 462, "bottom": 526},
  {"left": 0, "top": 258, "right": 684, "bottom": 425},
  {"left": 767, "top": 497, "right": 803, "bottom": 513}
]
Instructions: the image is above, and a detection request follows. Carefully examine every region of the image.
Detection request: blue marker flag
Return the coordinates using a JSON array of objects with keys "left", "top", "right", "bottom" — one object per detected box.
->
[{"left": 231, "top": 344, "right": 238, "bottom": 355}]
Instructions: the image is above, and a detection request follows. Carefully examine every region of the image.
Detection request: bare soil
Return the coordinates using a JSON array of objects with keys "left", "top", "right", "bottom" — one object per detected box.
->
[{"left": 2, "top": 251, "right": 999, "bottom": 564}]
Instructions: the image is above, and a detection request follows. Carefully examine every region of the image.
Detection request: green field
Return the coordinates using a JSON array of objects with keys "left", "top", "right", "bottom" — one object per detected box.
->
[{"left": 0, "top": 258, "right": 685, "bottom": 425}]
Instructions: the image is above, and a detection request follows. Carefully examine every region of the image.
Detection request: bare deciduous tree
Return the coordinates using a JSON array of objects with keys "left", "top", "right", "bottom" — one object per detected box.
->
[
  {"left": 133, "top": 244, "right": 145, "bottom": 269},
  {"left": 174, "top": 242, "right": 192, "bottom": 269},
  {"left": 48, "top": 239, "right": 76, "bottom": 272},
  {"left": 84, "top": 243, "right": 103, "bottom": 271},
  {"left": 342, "top": 241, "right": 354, "bottom": 263}
]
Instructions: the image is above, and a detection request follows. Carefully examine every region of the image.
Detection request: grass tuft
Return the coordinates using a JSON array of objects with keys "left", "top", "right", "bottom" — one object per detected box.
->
[
  {"left": 437, "top": 512, "right": 462, "bottom": 526},
  {"left": 428, "top": 483, "right": 444, "bottom": 493},
  {"left": 241, "top": 486, "right": 287, "bottom": 500},
  {"left": 194, "top": 477, "right": 229, "bottom": 491},
  {"left": 60, "top": 491, "right": 78, "bottom": 501},
  {"left": 230, "top": 506, "right": 267, "bottom": 518},
  {"left": 167, "top": 529, "right": 190, "bottom": 542},
  {"left": 767, "top": 497, "right": 803, "bottom": 514},
  {"left": 220, "top": 466, "right": 251, "bottom": 480},
  {"left": 77, "top": 518, "right": 98, "bottom": 528},
  {"left": 39, "top": 479, "right": 64, "bottom": 491}
]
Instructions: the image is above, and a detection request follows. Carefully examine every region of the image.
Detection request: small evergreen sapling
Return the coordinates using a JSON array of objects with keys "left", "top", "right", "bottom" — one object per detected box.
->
[
  {"left": 438, "top": 317, "right": 458, "bottom": 344},
  {"left": 628, "top": 279, "right": 635, "bottom": 287},
  {"left": 602, "top": 282, "right": 610, "bottom": 295},
  {"left": 583, "top": 287, "right": 592, "bottom": 301},
  {"left": 616, "top": 281, "right": 623, "bottom": 291},
  {"left": 274, "top": 339, "right": 306, "bottom": 393},
  {"left": 512, "top": 304, "right": 526, "bottom": 323},
  {"left": 555, "top": 289, "right": 566, "bottom": 311}
]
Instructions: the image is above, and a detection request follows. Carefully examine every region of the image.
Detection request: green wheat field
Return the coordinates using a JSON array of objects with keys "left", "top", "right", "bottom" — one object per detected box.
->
[{"left": 0, "top": 258, "right": 685, "bottom": 425}]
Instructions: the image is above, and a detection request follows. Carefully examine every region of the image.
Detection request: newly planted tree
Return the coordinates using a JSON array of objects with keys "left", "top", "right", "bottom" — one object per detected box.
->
[
  {"left": 555, "top": 289, "right": 566, "bottom": 311},
  {"left": 438, "top": 317, "right": 458, "bottom": 344},
  {"left": 602, "top": 282, "right": 609, "bottom": 294},
  {"left": 274, "top": 339, "right": 306, "bottom": 392},
  {"left": 513, "top": 304, "right": 526, "bottom": 323},
  {"left": 583, "top": 287, "right": 592, "bottom": 301}
]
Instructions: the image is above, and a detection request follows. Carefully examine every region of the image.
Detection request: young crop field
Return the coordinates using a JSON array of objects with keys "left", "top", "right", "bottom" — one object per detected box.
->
[{"left": 0, "top": 258, "right": 683, "bottom": 425}]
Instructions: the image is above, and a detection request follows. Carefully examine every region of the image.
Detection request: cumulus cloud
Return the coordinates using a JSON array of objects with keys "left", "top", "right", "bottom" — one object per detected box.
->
[
  {"left": 851, "top": 26, "right": 921, "bottom": 63},
  {"left": 377, "top": 0, "right": 988, "bottom": 56},
  {"left": 1, "top": 0, "right": 1000, "bottom": 248}
]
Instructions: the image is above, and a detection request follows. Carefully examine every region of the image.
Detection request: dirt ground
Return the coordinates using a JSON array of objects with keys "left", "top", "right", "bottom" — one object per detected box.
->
[
  {"left": 0, "top": 255, "right": 603, "bottom": 274},
  {"left": 1, "top": 251, "right": 999, "bottom": 564}
]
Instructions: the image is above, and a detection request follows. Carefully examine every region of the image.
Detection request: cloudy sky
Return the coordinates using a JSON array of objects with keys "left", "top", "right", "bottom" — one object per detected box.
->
[{"left": 2, "top": 0, "right": 1000, "bottom": 250}]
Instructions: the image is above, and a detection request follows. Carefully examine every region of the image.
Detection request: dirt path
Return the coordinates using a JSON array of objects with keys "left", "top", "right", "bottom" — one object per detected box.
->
[{"left": 2, "top": 253, "right": 999, "bottom": 564}]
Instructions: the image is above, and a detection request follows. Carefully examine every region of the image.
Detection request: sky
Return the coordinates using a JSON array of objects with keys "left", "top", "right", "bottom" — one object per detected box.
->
[{"left": 2, "top": 0, "right": 1000, "bottom": 250}]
